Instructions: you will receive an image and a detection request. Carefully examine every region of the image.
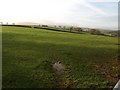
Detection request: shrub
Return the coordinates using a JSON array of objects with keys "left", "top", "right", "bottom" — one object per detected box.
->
[{"left": 89, "top": 29, "right": 101, "bottom": 35}]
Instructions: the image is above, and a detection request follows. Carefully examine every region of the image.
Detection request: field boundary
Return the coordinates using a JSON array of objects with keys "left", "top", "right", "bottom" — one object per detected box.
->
[{"left": 2, "top": 25, "right": 85, "bottom": 34}]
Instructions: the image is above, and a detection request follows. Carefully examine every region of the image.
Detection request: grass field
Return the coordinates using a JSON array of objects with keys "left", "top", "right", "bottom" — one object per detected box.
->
[{"left": 2, "top": 26, "right": 120, "bottom": 88}]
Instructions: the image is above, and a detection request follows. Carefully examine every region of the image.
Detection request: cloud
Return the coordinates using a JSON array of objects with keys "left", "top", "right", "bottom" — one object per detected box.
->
[
  {"left": 85, "top": 0, "right": 119, "bottom": 2},
  {"left": 76, "top": 15, "right": 118, "bottom": 30},
  {"left": 83, "top": 2, "right": 107, "bottom": 16},
  {"left": 0, "top": 0, "right": 117, "bottom": 30},
  {"left": 0, "top": 0, "right": 73, "bottom": 22},
  {"left": 73, "top": 0, "right": 107, "bottom": 16}
]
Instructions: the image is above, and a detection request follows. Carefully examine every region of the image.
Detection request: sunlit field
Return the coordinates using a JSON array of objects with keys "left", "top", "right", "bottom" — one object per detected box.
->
[{"left": 2, "top": 26, "right": 119, "bottom": 88}]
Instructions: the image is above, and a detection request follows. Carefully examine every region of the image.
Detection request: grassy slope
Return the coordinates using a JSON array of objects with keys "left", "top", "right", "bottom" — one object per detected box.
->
[{"left": 2, "top": 26, "right": 119, "bottom": 88}]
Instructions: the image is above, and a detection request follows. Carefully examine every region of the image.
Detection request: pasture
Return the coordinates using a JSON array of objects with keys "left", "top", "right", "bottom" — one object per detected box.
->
[{"left": 2, "top": 26, "right": 119, "bottom": 88}]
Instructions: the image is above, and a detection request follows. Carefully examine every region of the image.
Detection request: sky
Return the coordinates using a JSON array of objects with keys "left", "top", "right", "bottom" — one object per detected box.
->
[{"left": 0, "top": 0, "right": 119, "bottom": 30}]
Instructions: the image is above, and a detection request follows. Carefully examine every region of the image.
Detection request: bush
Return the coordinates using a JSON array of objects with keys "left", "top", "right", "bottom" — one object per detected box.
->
[
  {"left": 42, "top": 25, "right": 48, "bottom": 27},
  {"left": 89, "top": 29, "right": 101, "bottom": 35}
]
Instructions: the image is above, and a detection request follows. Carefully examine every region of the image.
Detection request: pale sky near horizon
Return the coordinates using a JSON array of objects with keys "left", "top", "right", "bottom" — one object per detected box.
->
[{"left": 0, "top": 0, "right": 119, "bottom": 30}]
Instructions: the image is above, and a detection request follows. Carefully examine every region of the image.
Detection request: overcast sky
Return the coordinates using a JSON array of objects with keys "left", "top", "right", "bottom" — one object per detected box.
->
[{"left": 0, "top": 0, "right": 119, "bottom": 30}]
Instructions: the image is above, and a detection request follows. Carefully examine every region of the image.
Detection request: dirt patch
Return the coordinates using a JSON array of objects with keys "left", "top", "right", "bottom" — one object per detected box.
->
[
  {"left": 94, "top": 63, "right": 119, "bottom": 85},
  {"left": 53, "top": 61, "right": 65, "bottom": 75},
  {"left": 53, "top": 62, "right": 77, "bottom": 88}
]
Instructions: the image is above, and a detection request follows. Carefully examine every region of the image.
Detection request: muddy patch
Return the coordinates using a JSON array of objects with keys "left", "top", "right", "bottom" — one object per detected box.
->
[
  {"left": 53, "top": 61, "right": 77, "bottom": 88},
  {"left": 94, "top": 64, "right": 119, "bottom": 85}
]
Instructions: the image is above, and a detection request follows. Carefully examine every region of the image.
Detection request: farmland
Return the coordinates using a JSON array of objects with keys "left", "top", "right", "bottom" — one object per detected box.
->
[{"left": 2, "top": 26, "right": 120, "bottom": 88}]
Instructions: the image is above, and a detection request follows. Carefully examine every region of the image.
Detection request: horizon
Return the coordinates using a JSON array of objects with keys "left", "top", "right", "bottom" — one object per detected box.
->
[{"left": 0, "top": 0, "right": 118, "bottom": 30}]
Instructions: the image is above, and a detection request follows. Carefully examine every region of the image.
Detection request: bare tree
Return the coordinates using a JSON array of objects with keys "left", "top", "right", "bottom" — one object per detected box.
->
[
  {"left": 59, "top": 25, "right": 61, "bottom": 28},
  {"left": 70, "top": 27, "right": 74, "bottom": 32},
  {"left": 76, "top": 27, "right": 83, "bottom": 33}
]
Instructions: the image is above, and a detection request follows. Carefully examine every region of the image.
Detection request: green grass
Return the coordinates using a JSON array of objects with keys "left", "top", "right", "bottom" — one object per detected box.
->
[{"left": 2, "top": 26, "right": 119, "bottom": 88}]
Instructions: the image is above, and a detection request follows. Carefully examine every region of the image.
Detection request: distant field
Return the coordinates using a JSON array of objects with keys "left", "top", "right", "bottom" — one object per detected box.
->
[{"left": 2, "top": 26, "right": 120, "bottom": 88}]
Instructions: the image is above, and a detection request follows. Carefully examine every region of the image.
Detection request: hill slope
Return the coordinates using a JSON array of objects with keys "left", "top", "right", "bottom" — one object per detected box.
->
[{"left": 2, "top": 26, "right": 119, "bottom": 88}]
